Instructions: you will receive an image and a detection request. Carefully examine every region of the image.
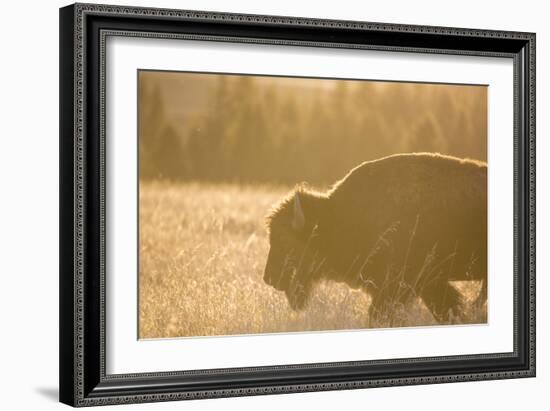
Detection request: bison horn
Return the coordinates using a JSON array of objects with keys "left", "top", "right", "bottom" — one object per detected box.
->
[{"left": 292, "top": 192, "right": 305, "bottom": 231}]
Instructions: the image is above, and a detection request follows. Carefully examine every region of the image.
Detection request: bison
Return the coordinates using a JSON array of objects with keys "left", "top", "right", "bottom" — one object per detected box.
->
[{"left": 263, "top": 153, "right": 487, "bottom": 323}]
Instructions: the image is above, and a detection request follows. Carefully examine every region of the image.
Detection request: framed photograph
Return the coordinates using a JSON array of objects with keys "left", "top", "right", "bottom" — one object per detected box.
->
[{"left": 59, "top": 3, "right": 536, "bottom": 407}]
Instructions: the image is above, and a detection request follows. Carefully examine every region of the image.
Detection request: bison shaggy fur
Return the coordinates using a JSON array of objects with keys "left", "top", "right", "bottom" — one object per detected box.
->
[{"left": 263, "top": 153, "right": 487, "bottom": 323}]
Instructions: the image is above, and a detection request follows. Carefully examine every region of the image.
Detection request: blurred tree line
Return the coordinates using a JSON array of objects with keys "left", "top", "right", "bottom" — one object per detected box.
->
[{"left": 139, "top": 72, "right": 487, "bottom": 186}]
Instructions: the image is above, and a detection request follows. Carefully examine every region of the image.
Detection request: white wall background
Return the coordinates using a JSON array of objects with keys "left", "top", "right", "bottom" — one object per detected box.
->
[{"left": 0, "top": 0, "right": 545, "bottom": 409}]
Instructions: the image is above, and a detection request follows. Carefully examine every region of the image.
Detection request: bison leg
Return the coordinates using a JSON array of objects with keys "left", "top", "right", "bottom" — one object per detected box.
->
[
  {"left": 368, "top": 284, "right": 415, "bottom": 327},
  {"left": 419, "top": 279, "right": 463, "bottom": 324}
]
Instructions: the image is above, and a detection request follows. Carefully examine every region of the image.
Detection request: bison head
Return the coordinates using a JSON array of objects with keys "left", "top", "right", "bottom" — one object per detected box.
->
[{"left": 264, "top": 190, "right": 325, "bottom": 310}]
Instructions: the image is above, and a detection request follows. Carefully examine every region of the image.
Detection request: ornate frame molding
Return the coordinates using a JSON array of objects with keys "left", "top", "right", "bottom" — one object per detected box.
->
[{"left": 60, "top": 3, "right": 535, "bottom": 407}]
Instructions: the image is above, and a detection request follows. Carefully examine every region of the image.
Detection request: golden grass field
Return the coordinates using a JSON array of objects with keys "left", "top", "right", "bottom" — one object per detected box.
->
[{"left": 139, "top": 181, "right": 485, "bottom": 339}]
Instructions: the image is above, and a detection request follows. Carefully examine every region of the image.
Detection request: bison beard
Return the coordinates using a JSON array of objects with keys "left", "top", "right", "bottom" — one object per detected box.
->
[{"left": 263, "top": 153, "right": 487, "bottom": 324}]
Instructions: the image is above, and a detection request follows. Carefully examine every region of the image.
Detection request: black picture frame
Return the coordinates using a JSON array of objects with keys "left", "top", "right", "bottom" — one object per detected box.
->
[{"left": 59, "top": 3, "right": 536, "bottom": 407}]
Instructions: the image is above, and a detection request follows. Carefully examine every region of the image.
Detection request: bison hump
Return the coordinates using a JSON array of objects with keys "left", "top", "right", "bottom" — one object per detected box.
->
[{"left": 328, "top": 153, "right": 486, "bottom": 213}]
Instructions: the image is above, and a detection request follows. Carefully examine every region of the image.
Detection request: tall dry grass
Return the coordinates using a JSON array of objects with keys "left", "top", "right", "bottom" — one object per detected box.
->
[{"left": 139, "top": 182, "right": 484, "bottom": 339}]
